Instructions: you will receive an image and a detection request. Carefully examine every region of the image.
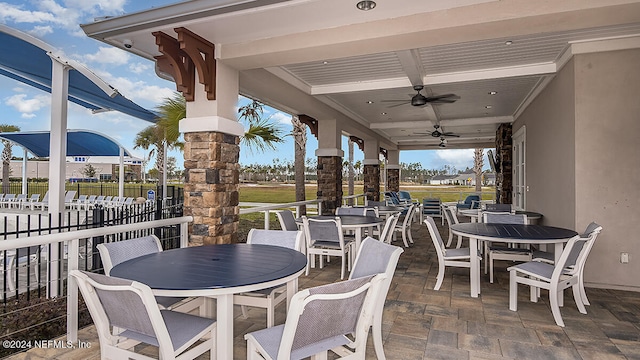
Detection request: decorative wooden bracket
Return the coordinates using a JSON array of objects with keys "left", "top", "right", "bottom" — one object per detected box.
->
[
  {"left": 298, "top": 114, "right": 318, "bottom": 139},
  {"left": 175, "top": 27, "right": 216, "bottom": 101},
  {"left": 153, "top": 31, "right": 195, "bottom": 101},
  {"left": 152, "top": 28, "right": 216, "bottom": 101},
  {"left": 379, "top": 147, "right": 388, "bottom": 159},
  {"left": 349, "top": 135, "right": 364, "bottom": 151}
]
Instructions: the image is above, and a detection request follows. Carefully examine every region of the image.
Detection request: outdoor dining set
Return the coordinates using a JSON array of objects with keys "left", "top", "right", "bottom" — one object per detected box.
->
[{"left": 66, "top": 191, "right": 601, "bottom": 360}]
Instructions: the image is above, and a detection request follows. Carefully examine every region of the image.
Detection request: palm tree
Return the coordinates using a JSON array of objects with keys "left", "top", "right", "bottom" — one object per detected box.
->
[
  {"left": 0, "top": 124, "right": 20, "bottom": 193},
  {"left": 291, "top": 115, "right": 307, "bottom": 213},
  {"left": 473, "top": 148, "right": 484, "bottom": 192},
  {"left": 347, "top": 138, "right": 354, "bottom": 204}
]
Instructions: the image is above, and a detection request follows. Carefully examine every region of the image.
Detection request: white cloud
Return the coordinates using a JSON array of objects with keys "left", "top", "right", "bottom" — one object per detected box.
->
[
  {"left": 0, "top": 3, "right": 56, "bottom": 23},
  {"left": 435, "top": 148, "right": 474, "bottom": 169},
  {"left": 83, "top": 46, "right": 130, "bottom": 65},
  {"left": 5, "top": 93, "right": 50, "bottom": 117},
  {"left": 129, "top": 62, "right": 150, "bottom": 74},
  {"left": 269, "top": 112, "right": 293, "bottom": 125},
  {"left": 27, "top": 25, "right": 54, "bottom": 36}
]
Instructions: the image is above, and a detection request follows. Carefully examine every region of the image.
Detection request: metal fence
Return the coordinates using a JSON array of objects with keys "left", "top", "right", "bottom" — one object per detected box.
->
[
  {"left": 2, "top": 182, "right": 184, "bottom": 202},
  {"left": 0, "top": 201, "right": 185, "bottom": 358}
]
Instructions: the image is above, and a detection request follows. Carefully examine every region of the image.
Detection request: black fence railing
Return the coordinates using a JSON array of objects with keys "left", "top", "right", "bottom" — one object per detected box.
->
[
  {"left": 1, "top": 182, "right": 184, "bottom": 203},
  {"left": 0, "top": 200, "right": 184, "bottom": 358}
]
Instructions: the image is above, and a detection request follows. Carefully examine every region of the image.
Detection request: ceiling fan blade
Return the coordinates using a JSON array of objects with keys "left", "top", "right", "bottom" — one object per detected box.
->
[
  {"left": 441, "top": 132, "right": 460, "bottom": 137},
  {"left": 380, "top": 99, "right": 408, "bottom": 102},
  {"left": 426, "top": 94, "right": 460, "bottom": 103}
]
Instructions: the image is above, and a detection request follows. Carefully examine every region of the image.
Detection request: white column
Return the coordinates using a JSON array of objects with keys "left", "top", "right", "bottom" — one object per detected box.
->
[
  {"left": 118, "top": 147, "right": 124, "bottom": 198},
  {"left": 48, "top": 57, "right": 69, "bottom": 300},
  {"left": 21, "top": 148, "right": 28, "bottom": 194},
  {"left": 315, "top": 119, "right": 343, "bottom": 157}
]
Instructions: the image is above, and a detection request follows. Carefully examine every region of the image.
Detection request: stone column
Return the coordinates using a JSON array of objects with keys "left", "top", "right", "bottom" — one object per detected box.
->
[
  {"left": 180, "top": 62, "right": 244, "bottom": 245},
  {"left": 363, "top": 162, "right": 380, "bottom": 201},
  {"left": 495, "top": 123, "right": 513, "bottom": 204},
  {"left": 184, "top": 132, "right": 240, "bottom": 245},
  {"left": 316, "top": 119, "right": 343, "bottom": 215},
  {"left": 386, "top": 150, "right": 400, "bottom": 192},
  {"left": 362, "top": 138, "right": 380, "bottom": 201},
  {"left": 317, "top": 155, "right": 343, "bottom": 215}
]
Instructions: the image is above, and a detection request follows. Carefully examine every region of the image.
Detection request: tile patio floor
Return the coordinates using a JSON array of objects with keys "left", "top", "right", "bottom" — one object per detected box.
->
[{"left": 8, "top": 218, "right": 640, "bottom": 359}]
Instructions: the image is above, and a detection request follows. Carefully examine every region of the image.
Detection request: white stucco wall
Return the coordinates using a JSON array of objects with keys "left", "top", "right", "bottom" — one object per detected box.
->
[{"left": 514, "top": 48, "right": 640, "bottom": 291}]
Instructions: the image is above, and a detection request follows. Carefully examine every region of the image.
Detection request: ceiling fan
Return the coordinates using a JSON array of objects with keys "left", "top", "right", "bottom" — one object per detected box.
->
[
  {"left": 414, "top": 124, "right": 460, "bottom": 138},
  {"left": 382, "top": 85, "right": 460, "bottom": 108}
]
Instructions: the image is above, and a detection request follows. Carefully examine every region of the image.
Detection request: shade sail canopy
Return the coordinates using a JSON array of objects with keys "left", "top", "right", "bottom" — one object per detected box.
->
[
  {"left": 0, "top": 130, "right": 132, "bottom": 158},
  {"left": 0, "top": 25, "right": 158, "bottom": 122}
]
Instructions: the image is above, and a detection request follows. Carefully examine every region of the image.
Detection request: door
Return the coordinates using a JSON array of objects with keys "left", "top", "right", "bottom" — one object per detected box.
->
[{"left": 512, "top": 126, "right": 526, "bottom": 210}]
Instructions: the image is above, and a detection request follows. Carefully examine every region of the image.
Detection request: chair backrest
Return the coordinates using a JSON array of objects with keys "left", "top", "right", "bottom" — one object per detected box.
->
[
  {"left": 400, "top": 204, "right": 416, "bottom": 227},
  {"left": 41, "top": 191, "right": 49, "bottom": 202},
  {"left": 277, "top": 274, "right": 384, "bottom": 359},
  {"left": 4, "top": 194, "right": 15, "bottom": 201},
  {"left": 424, "top": 217, "right": 447, "bottom": 258},
  {"left": 565, "top": 222, "right": 603, "bottom": 272},
  {"left": 351, "top": 237, "right": 403, "bottom": 280},
  {"left": 385, "top": 192, "right": 401, "bottom": 205},
  {"left": 77, "top": 194, "right": 88, "bottom": 202},
  {"left": 64, "top": 190, "right": 77, "bottom": 202},
  {"left": 247, "top": 229, "right": 304, "bottom": 251},
  {"left": 464, "top": 195, "right": 480, "bottom": 205},
  {"left": 441, "top": 205, "right": 459, "bottom": 227},
  {"left": 302, "top": 216, "right": 344, "bottom": 247},
  {"left": 336, "top": 207, "right": 366, "bottom": 215},
  {"left": 87, "top": 195, "right": 97, "bottom": 202},
  {"left": 15, "top": 194, "right": 27, "bottom": 201},
  {"left": 363, "top": 207, "right": 378, "bottom": 217},
  {"left": 97, "top": 235, "right": 163, "bottom": 275},
  {"left": 482, "top": 212, "right": 526, "bottom": 224},
  {"left": 29, "top": 194, "right": 40, "bottom": 201},
  {"left": 276, "top": 210, "right": 299, "bottom": 231},
  {"left": 549, "top": 235, "right": 584, "bottom": 283},
  {"left": 485, "top": 203, "right": 511, "bottom": 211},
  {"left": 398, "top": 191, "right": 412, "bottom": 201},
  {"left": 69, "top": 270, "right": 175, "bottom": 357},
  {"left": 366, "top": 200, "right": 386, "bottom": 207},
  {"left": 379, "top": 213, "right": 400, "bottom": 243}
]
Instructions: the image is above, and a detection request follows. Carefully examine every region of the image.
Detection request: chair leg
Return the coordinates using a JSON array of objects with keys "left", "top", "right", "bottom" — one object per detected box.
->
[
  {"left": 572, "top": 284, "right": 587, "bottom": 314},
  {"left": 446, "top": 230, "right": 453, "bottom": 247},
  {"left": 455, "top": 235, "right": 462, "bottom": 249},
  {"left": 509, "top": 271, "right": 518, "bottom": 311},
  {"left": 407, "top": 227, "right": 414, "bottom": 244},
  {"left": 401, "top": 229, "right": 409, "bottom": 248},
  {"left": 489, "top": 253, "right": 495, "bottom": 283},
  {"left": 434, "top": 263, "right": 445, "bottom": 290},
  {"left": 372, "top": 312, "right": 386, "bottom": 360},
  {"left": 579, "top": 269, "right": 590, "bottom": 306},
  {"left": 340, "top": 254, "right": 346, "bottom": 280},
  {"left": 241, "top": 305, "right": 249, "bottom": 319},
  {"left": 549, "top": 288, "right": 565, "bottom": 327}
]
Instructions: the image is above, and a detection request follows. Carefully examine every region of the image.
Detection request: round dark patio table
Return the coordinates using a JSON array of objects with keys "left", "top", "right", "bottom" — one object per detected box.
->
[{"left": 111, "top": 244, "right": 307, "bottom": 360}]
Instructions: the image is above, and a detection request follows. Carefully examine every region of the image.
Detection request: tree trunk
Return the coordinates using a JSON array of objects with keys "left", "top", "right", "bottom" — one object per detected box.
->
[
  {"left": 292, "top": 116, "right": 307, "bottom": 215},
  {"left": 347, "top": 139, "right": 354, "bottom": 205},
  {"left": 473, "top": 148, "right": 484, "bottom": 192}
]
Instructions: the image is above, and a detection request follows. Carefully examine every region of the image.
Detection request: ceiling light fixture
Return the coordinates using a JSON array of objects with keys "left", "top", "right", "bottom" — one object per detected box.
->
[
  {"left": 356, "top": 1, "right": 376, "bottom": 11},
  {"left": 366, "top": 100, "right": 374, "bottom": 104},
  {"left": 381, "top": 112, "right": 387, "bottom": 115},
  {"left": 322, "top": 61, "right": 329, "bottom": 65},
  {"left": 489, "top": 91, "right": 497, "bottom": 95},
  {"left": 485, "top": 105, "right": 493, "bottom": 109},
  {"left": 504, "top": 40, "right": 513, "bottom": 45}
]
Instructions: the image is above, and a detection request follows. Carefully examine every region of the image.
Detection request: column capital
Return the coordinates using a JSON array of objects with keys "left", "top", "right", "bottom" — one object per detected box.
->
[
  {"left": 315, "top": 148, "right": 344, "bottom": 157},
  {"left": 363, "top": 159, "right": 379, "bottom": 165},
  {"left": 180, "top": 116, "right": 244, "bottom": 136},
  {"left": 386, "top": 164, "right": 401, "bottom": 170}
]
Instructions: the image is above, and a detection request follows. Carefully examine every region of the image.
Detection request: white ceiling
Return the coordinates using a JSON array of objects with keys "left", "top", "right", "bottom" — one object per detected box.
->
[{"left": 81, "top": 0, "right": 640, "bottom": 150}]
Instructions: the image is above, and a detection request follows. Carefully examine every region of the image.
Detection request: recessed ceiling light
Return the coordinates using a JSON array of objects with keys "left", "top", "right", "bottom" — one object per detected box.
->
[
  {"left": 322, "top": 61, "right": 329, "bottom": 65},
  {"left": 485, "top": 105, "right": 492, "bottom": 109},
  {"left": 381, "top": 112, "right": 387, "bottom": 115},
  {"left": 356, "top": 0, "right": 376, "bottom": 11},
  {"left": 504, "top": 40, "right": 513, "bottom": 45},
  {"left": 488, "top": 91, "right": 497, "bottom": 95},
  {"left": 366, "top": 100, "right": 374, "bottom": 104}
]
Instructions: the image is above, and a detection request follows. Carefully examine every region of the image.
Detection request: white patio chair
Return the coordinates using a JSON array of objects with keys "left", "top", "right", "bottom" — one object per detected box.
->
[
  {"left": 69, "top": 270, "right": 216, "bottom": 360},
  {"left": 63, "top": 190, "right": 77, "bottom": 208},
  {"left": 393, "top": 203, "right": 416, "bottom": 247},
  {"left": 1, "top": 194, "right": 16, "bottom": 208},
  {"left": 424, "top": 216, "right": 480, "bottom": 291},
  {"left": 378, "top": 212, "right": 400, "bottom": 244},
  {"left": 24, "top": 193, "right": 40, "bottom": 210},
  {"left": 508, "top": 234, "right": 586, "bottom": 327},
  {"left": 234, "top": 229, "right": 304, "bottom": 327},
  {"left": 1, "top": 245, "right": 42, "bottom": 292},
  {"left": 347, "top": 237, "right": 403, "bottom": 360},
  {"left": 72, "top": 194, "right": 87, "bottom": 210},
  {"left": 245, "top": 273, "right": 385, "bottom": 360},
  {"left": 12, "top": 194, "right": 27, "bottom": 208},
  {"left": 84, "top": 194, "right": 97, "bottom": 209},
  {"left": 532, "top": 222, "right": 603, "bottom": 306},
  {"left": 33, "top": 191, "right": 49, "bottom": 210},
  {"left": 484, "top": 212, "right": 530, "bottom": 283},
  {"left": 122, "top": 197, "right": 135, "bottom": 207},
  {"left": 302, "top": 216, "right": 353, "bottom": 279},
  {"left": 276, "top": 210, "right": 299, "bottom": 231},
  {"left": 97, "top": 235, "right": 204, "bottom": 313},
  {"left": 441, "top": 204, "right": 463, "bottom": 248}
]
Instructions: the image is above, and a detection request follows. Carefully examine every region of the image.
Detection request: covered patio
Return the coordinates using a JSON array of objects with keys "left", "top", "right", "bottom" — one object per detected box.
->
[
  {"left": 80, "top": 0, "right": 640, "bottom": 295},
  {"left": 10, "top": 221, "right": 640, "bottom": 359}
]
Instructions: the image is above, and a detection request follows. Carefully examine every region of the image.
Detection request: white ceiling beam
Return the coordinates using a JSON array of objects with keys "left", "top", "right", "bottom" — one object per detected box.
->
[
  {"left": 265, "top": 67, "right": 312, "bottom": 94},
  {"left": 395, "top": 49, "right": 425, "bottom": 86},
  {"left": 372, "top": 116, "right": 511, "bottom": 129},
  {"left": 310, "top": 77, "right": 411, "bottom": 95},
  {"left": 310, "top": 62, "right": 558, "bottom": 95},
  {"left": 371, "top": 120, "right": 435, "bottom": 130},
  {"left": 423, "top": 62, "right": 557, "bottom": 85},
  {"left": 393, "top": 135, "right": 495, "bottom": 142}
]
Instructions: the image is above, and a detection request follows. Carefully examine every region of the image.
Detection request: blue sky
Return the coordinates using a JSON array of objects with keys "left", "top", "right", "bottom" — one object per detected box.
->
[{"left": 0, "top": 0, "right": 485, "bottom": 173}]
